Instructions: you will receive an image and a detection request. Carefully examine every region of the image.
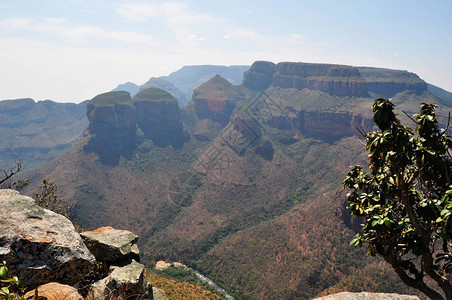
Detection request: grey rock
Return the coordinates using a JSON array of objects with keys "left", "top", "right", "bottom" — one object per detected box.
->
[
  {"left": 152, "top": 287, "right": 168, "bottom": 300},
  {"left": 80, "top": 226, "right": 140, "bottom": 262},
  {"left": 88, "top": 259, "right": 152, "bottom": 299},
  {"left": 0, "top": 189, "right": 96, "bottom": 289},
  {"left": 312, "top": 292, "right": 420, "bottom": 300}
]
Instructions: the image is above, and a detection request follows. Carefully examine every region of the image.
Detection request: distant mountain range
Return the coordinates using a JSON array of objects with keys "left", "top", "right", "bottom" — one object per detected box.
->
[
  {"left": 112, "top": 65, "right": 250, "bottom": 107},
  {"left": 18, "top": 61, "right": 452, "bottom": 299}
]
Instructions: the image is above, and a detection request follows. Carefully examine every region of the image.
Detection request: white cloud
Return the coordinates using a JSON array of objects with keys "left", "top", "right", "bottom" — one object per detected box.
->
[
  {"left": 0, "top": 17, "right": 154, "bottom": 46},
  {"left": 115, "top": 3, "right": 159, "bottom": 22}
]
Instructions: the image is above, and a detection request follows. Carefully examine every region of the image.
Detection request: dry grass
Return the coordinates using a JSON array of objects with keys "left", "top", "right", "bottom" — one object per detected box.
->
[{"left": 145, "top": 271, "right": 223, "bottom": 300}]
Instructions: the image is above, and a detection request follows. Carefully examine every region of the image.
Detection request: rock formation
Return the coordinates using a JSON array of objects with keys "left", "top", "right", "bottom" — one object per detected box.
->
[
  {"left": 357, "top": 67, "right": 427, "bottom": 98},
  {"left": 0, "top": 189, "right": 153, "bottom": 299},
  {"left": 81, "top": 226, "right": 140, "bottom": 263},
  {"left": 81, "top": 226, "right": 152, "bottom": 299},
  {"left": 0, "top": 189, "right": 96, "bottom": 289},
  {"left": 192, "top": 75, "right": 237, "bottom": 125},
  {"left": 291, "top": 110, "right": 374, "bottom": 142},
  {"left": 85, "top": 91, "right": 137, "bottom": 165},
  {"left": 242, "top": 61, "right": 276, "bottom": 90},
  {"left": 243, "top": 61, "right": 369, "bottom": 97},
  {"left": 243, "top": 61, "right": 429, "bottom": 99},
  {"left": 24, "top": 282, "right": 83, "bottom": 300},
  {"left": 134, "top": 88, "right": 184, "bottom": 148}
]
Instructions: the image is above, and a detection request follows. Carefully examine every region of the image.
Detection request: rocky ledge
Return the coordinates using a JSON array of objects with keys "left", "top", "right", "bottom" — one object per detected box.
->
[{"left": 0, "top": 189, "right": 153, "bottom": 299}]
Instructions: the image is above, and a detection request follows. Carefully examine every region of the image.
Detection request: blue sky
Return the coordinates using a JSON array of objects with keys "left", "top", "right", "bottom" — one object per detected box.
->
[{"left": 0, "top": 0, "right": 451, "bottom": 103}]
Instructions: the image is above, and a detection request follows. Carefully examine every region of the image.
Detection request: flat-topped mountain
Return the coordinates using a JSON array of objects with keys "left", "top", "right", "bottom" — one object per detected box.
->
[
  {"left": 243, "top": 61, "right": 428, "bottom": 99},
  {"left": 133, "top": 88, "right": 184, "bottom": 148},
  {"left": 84, "top": 91, "right": 137, "bottom": 165}
]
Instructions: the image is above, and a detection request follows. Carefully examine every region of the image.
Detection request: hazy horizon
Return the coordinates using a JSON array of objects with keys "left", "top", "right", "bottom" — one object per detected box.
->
[{"left": 1, "top": 0, "right": 451, "bottom": 103}]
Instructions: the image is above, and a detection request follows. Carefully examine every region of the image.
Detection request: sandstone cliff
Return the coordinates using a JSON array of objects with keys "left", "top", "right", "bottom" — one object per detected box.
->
[
  {"left": 134, "top": 88, "right": 184, "bottom": 148},
  {"left": 85, "top": 91, "right": 137, "bottom": 165},
  {"left": 291, "top": 110, "right": 374, "bottom": 141},
  {"left": 192, "top": 75, "right": 238, "bottom": 126},
  {"left": 243, "top": 61, "right": 429, "bottom": 99},
  {"left": 357, "top": 67, "right": 427, "bottom": 98},
  {"left": 243, "top": 61, "right": 369, "bottom": 97}
]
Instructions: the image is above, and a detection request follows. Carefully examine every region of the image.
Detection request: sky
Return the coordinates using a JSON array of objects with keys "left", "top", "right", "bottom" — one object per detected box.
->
[{"left": 0, "top": 0, "right": 451, "bottom": 103}]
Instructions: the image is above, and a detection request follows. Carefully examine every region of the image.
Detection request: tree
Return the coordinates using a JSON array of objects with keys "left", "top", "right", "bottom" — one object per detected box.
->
[
  {"left": 343, "top": 98, "right": 452, "bottom": 299},
  {"left": 0, "top": 161, "right": 28, "bottom": 190}
]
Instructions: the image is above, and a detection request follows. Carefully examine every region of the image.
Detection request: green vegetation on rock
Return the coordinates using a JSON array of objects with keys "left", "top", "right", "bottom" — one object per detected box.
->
[
  {"left": 90, "top": 91, "right": 132, "bottom": 106},
  {"left": 134, "top": 88, "right": 177, "bottom": 102}
]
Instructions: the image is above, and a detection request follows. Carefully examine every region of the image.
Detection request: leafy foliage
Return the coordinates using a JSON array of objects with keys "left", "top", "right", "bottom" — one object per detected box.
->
[
  {"left": 344, "top": 98, "right": 452, "bottom": 299},
  {"left": 0, "top": 261, "right": 23, "bottom": 299}
]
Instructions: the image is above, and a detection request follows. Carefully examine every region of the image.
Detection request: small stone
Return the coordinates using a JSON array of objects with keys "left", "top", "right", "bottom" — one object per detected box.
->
[{"left": 24, "top": 282, "right": 83, "bottom": 300}]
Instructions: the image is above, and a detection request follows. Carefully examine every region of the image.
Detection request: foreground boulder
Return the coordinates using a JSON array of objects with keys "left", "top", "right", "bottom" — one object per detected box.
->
[
  {"left": 0, "top": 189, "right": 96, "bottom": 289},
  {"left": 312, "top": 292, "right": 420, "bottom": 300},
  {"left": 88, "top": 259, "right": 152, "bottom": 299},
  {"left": 24, "top": 282, "right": 83, "bottom": 300},
  {"left": 81, "top": 226, "right": 140, "bottom": 262}
]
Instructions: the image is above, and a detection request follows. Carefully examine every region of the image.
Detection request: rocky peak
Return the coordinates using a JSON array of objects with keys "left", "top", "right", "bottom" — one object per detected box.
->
[
  {"left": 242, "top": 61, "right": 276, "bottom": 90},
  {"left": 85, "top": 91, "right": 137, "bottom": 165},
  {"left": 192, "top": 75, "right": 238, "bottom": 125},
  {"left": 134, "top": 88, "right": 184, "bottom": 148}
]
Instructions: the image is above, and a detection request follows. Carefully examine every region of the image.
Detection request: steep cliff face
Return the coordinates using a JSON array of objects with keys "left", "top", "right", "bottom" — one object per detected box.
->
[
  {"left": 292, "top": 110, "right": 374, "bottom": 141},
  {"left": 85, "top": 91, "right": 136, "bottom": 165},
  {"left": 192, "top": 75, "right": 237, "bottom": 126},
  {"left": 357, "top": 67, "right": 427, "bottom": 98},
  {"left": 243, "top": 61, "right": 429, "bottom": 99},
  {"left": 243, "top": 61, "right": 368, "bottom": 97},
  {"left": 134, "top": 88, "right": 184, "bottom": 148},
  {"left": 242, "top": 61, "right": 276, "bottom": 90}
]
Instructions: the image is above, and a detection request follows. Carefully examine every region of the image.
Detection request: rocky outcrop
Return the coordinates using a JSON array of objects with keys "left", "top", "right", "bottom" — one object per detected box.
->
[
  {"left": 243, "top": 61, "right": 369, "bottom": 97},
  {"left": 192, "top": 75, "right": 237, "bottom": 125},
  {"left": 312, "top": 292, "right": 419, "bottom": 300},
  {"left": 0, "top": 189, "right": 96, "bottom": 289},
  {"left": 357, "top": 67, "right": 427, "bottom": 98},
  {"left": 24, "top": 282, "right": 83, "bottom": 300},
  {"left": 82, "top": 227, "right": 152, "bottom": 299},
  {"left": 134, "top": 88, "right": 184, "bottom": 148},
  {"left": 292, "top": 110, "right": 374, "bottom": 141},
  {"left": 88, "top": 260, "right": 152, "bottom": 300},
  {"left": 242, "top": 61, "right": 276, "bottom": 90},
  {"left": 81, "top": 226, "right": 140, "bottom": 262},
  {"left": 85, "top": 91, "right": 137, "bottom": 165}
]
